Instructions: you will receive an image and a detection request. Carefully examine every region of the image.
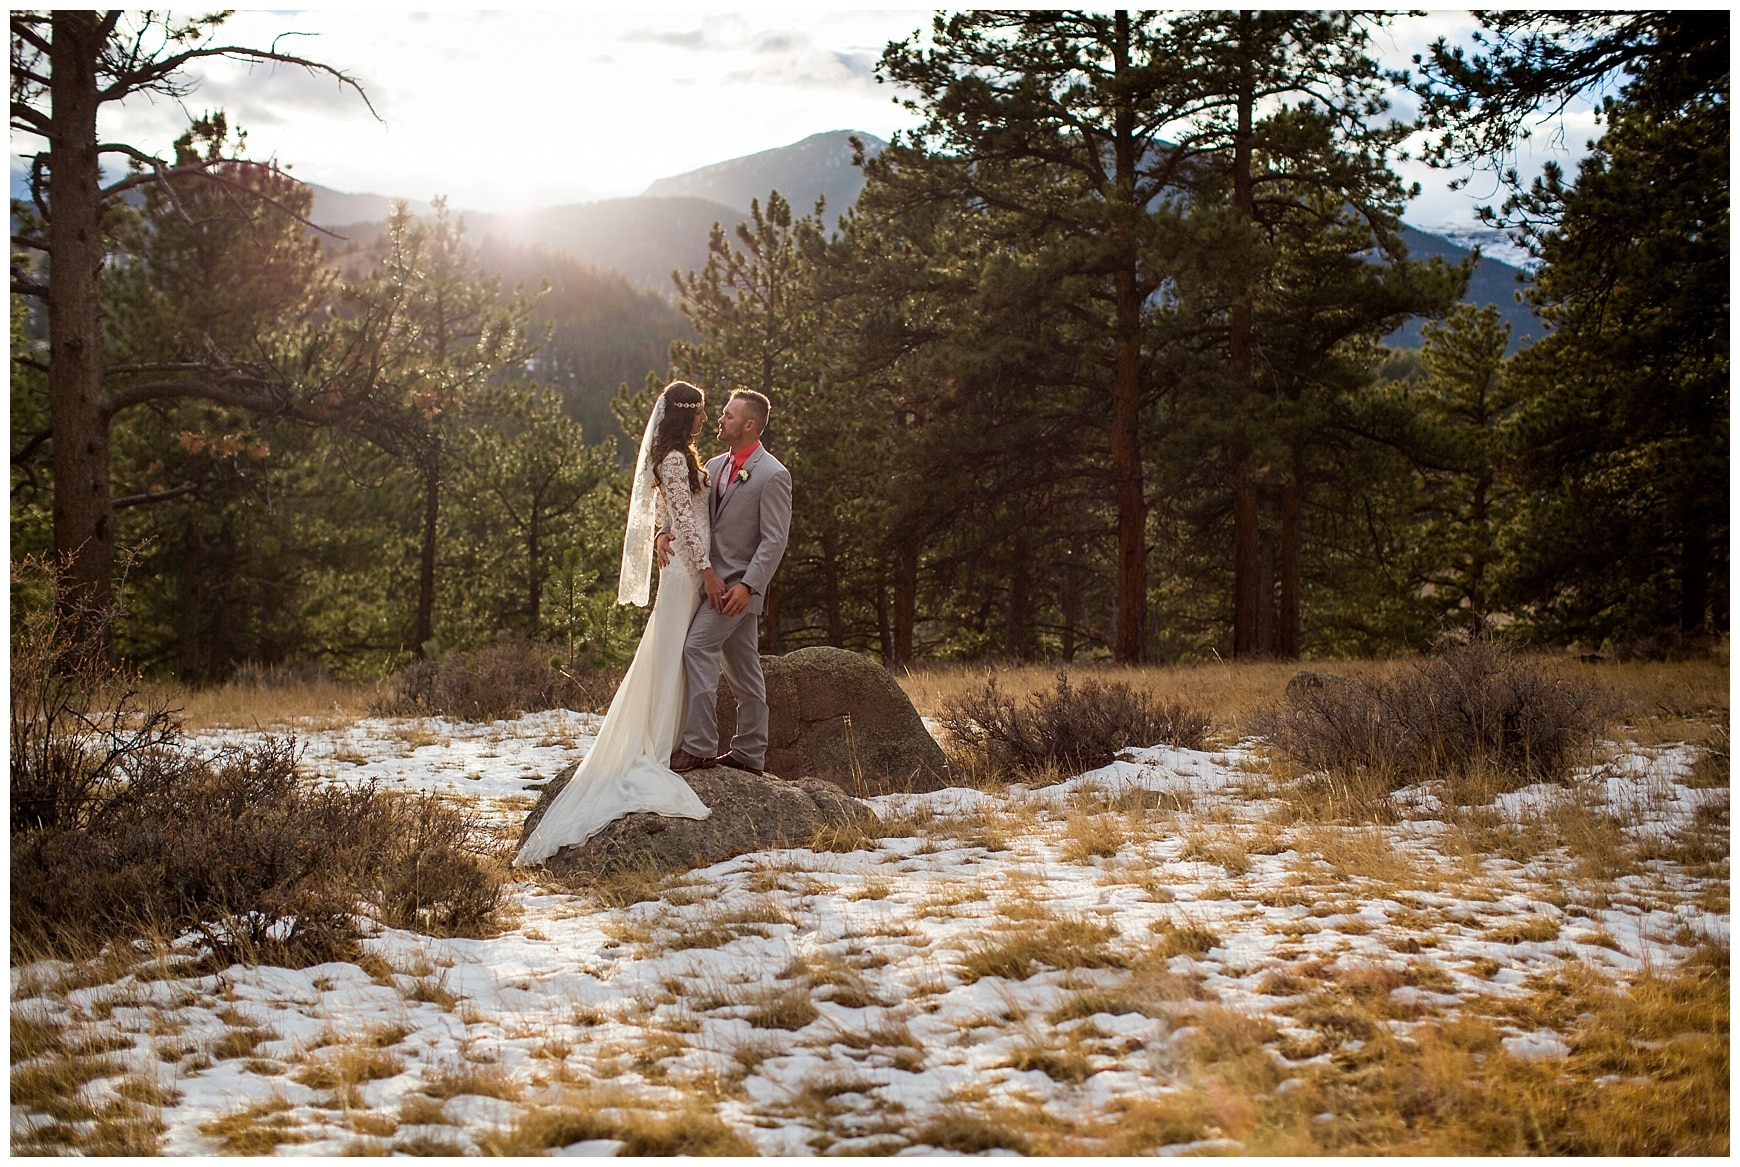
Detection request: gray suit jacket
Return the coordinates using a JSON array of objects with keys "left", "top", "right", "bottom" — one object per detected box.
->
[{"left": 702, "top": 445, "right": 792, "bottom": 617}]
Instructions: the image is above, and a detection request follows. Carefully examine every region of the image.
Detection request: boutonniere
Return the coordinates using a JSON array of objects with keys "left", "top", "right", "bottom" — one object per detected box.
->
[{"left": 734, "top": 465, "right": 752, "bottom": 485}]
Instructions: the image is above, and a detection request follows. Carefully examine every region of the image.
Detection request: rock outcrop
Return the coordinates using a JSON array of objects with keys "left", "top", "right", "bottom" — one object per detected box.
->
[
  {"left": 520, "top": 764, "right": 877, "bottom": 879},
  {"left": 714, "top": 646, "right": 948, "bottom": 795}
]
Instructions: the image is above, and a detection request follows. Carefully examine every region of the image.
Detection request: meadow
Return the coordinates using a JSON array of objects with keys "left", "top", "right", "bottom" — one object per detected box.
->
[{"left": 11, "top": 652, "right": 1728, "bottom": 1155}]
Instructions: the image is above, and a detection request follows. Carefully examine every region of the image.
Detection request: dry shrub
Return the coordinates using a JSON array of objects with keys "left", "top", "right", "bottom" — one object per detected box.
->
[
  {"left": 1259, "top": 642, "right": 1610, "bottom": 795},
  {"left": 938, "top": 672, "right": 1209, "bottom": 777},
  {"left": 375, "top": 635, "right": 619, "bottom": 721},
  {"left": 10, "top": 586, "right": 507, "bottom": 965},
  {"left": 13, "top": 739, "right": 507, "bottom": 964},
  {"left": 9, "top": 575, "right": 180, "bottom": 835},
  {"left": 366, "top": 793, "right": 507, "bottom": 937},
  {"left": 13, "top": 737, "right": 366, "bottom": 964}
]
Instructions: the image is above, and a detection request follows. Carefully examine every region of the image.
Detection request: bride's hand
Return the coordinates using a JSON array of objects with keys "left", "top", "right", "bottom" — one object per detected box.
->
[
  {"left": 654, "top": 532, "right": 674, "bottom": 568},
  {"left": 700, "top": 567, "right": 727, "bottom": 608}
]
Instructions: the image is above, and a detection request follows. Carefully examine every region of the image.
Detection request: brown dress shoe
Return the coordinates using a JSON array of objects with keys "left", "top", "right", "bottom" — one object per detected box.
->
[
  {"left": 711, "top": 752, "right": 763, "bottom": 775},
  {"left": 669, "top": 749, "right": 710, "bottom": 774}
]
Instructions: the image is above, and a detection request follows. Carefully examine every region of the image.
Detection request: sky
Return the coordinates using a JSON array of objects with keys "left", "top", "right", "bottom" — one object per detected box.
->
[{"left": 22, "top": 9, "right": 1607, "bottom": 232}]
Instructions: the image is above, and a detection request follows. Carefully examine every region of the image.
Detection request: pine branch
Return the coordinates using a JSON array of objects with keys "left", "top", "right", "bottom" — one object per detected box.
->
[{"left": 113, "top": 481, "right": 199, "bottom": 509}]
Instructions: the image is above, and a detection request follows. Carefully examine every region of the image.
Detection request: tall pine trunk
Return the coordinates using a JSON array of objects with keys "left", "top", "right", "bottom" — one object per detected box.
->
[
  {"left": 526, "top": 509, "right": 542, "bottom": 633},
  {"left": 48, "top": 11, "right": 113, "bottom": 658},
  {"left": 1681, "top": 516, "right": 1710, "bottom": 636},
  {"left": 821, "top": 530, "right": 844, "bottom": 645},
  {"left": 1278, "top": 474, "right": 1303, "bottom": 657},
  {"left": 1005, "top": 533, "right": 1032, "bottom": 661},
  {"left": 1229, "top": 21, "right": 1261, "bottom": 659},
  {"left": 893, "top": 541, "right": 916, "bottom": 666},
  {"left": 1109, "top": 9, "right": 1148, "bottom": 664},
  {"left": 414, "top": 447, "right": 440, "bottom": 658}
]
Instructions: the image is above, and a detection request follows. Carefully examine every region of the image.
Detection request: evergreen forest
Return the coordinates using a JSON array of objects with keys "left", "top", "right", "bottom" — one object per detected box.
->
[{"left": 12, "top": 11, "right": 1728, "bottom": 681}]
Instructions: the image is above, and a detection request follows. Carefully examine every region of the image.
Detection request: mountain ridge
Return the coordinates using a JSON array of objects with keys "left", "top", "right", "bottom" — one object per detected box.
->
[{"left": 301, "top": 131, "right": 1536, "bottom": 348}]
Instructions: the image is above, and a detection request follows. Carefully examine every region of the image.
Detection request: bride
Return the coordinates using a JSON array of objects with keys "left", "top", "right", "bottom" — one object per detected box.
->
[{"left": 515, "top": 381, "right": 723, "bottom": 866}]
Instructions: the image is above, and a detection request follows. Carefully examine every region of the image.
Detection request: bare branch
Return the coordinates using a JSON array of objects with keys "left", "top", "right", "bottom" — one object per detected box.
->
[
  {"left": 11, "top": 276, "right": 49, "bottom": 298},
  {"left": 10, "top": 16, "right": 52, "bottom": 57},
  {"left": 10, "top": 101, "right": 53, "bottom": 136},
  {"left": 100, "top": 157, "right": 348, "bottom": 240},
  {"left": 101, "top": 43, "right": 380, "bottom": 124},
  {"left": 12, "top": 232, "right": 49, "bottom": 252}
]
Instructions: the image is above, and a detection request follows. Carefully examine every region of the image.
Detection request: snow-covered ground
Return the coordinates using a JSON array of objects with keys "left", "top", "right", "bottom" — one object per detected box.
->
[{"left": 11, "top": 713, "right": 1727, "bottom": 1155}]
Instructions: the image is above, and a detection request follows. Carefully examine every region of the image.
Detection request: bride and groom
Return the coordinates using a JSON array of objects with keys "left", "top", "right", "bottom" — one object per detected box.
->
[{"left": 516, "top": 382, "right": 793, "bottom": 867}]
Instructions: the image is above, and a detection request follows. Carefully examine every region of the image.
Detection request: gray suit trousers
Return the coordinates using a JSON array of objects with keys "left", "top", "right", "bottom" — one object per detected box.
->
[{"left": 680, "top": 603, "right": 767, "bottom": 767}]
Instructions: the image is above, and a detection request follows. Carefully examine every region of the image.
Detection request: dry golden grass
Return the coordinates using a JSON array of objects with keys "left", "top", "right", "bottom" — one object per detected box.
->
[
  {"left": 159, "top": 677, "right": 382, "bottom": 731},
  {"left": 345, "top": 1110, "right": 400, "bottom": 1138},
  {"left": 197, "top": 1094, "right": 309, "bottom": 1154},
  {"left": 742, "top": 982, "right": 823, "bottom": 1031},
  {"left": 783, "top": 951, "right": 891, "bottom": 1009},
  {"left": 478, "top": 1087, "right": 756, "bottom": 1156},
  {"left": 958, "top": 915, "right": 1125, "bottom": 983},
  {"left": 401, "top": 973, "right": 458, "bottom": 1010},
  {"left": 1060, "top": 807, "right": 1125, "bottom": 863},
  {"left": 396, "top": 1094, "right": 453, "bottom": 1126},
  {"left": 998, "top": 1023, "right": 1103, "bottom": 1084},
  {"left": 418, "top": 1057, "right": 523, "bottom": 1101},
  {"left": 1583, "top": 652, "right": 1728, "bottom": 746},
  {"left": 292, "top": 1044, "right": 406, "bottom": 1092},
  {"left": 1149, "top": 917, "right": 1221, "bottom": 958},
  {"left": 897, "top": 659, "right": 1309, "bottom": 739}
]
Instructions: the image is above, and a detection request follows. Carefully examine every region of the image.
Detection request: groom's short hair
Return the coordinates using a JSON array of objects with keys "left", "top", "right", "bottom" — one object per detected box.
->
[{"left": 730, "top": 388, "right": 771, "bottom": 430}]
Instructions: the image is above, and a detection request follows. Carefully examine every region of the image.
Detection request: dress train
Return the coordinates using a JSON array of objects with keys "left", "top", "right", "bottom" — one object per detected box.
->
[{"left": 514, "top": 557, "right": 709, "bottom": 866}]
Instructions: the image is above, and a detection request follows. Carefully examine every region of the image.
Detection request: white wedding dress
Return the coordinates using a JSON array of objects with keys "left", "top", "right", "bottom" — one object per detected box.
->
[{"left": 514, "top": 447, "right": 713, "bottom": 866}]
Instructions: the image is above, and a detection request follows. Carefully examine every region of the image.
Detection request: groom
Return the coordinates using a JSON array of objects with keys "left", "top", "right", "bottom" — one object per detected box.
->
[{"left": 657, "top": 389, "right": 792, "bottom": 776}]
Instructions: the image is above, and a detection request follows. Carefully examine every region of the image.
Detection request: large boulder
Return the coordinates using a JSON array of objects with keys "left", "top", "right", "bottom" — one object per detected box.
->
[
  {"left": 714, "top": 646, "right": 948, "bottom": 795},
  {"left": 520, "top": 764, "right": 877, "bottom": 879}
]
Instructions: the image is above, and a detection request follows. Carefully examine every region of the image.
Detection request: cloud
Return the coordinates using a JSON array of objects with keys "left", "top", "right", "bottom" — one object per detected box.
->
[
  {"left": 193, "top": 60, "right": 381, "bottom": 129},
  {"left": 623, "top": 16, "right": 751, "bottom": 53},
  {"left": 723, "top": 46, "right": 878, "bottom": 91}
]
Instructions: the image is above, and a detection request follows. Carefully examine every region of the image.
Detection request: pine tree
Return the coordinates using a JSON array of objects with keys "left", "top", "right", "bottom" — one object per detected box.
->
[{"left": 9, "top": 11, "right": 368, "bottom": 657}]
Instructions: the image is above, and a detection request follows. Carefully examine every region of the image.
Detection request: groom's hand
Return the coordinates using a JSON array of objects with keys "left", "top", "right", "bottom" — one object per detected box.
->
[
  {"left": 720, "top": 583, "right": 752, "bottom": 618},
  {"left": 654, "top": 532, "right": 674, "bottom": 568}
]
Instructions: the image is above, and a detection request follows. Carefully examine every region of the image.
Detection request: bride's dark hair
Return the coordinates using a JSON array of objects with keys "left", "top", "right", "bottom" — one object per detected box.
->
[{"left": 648, "top": 381, "right": 706, "bottom": 493}]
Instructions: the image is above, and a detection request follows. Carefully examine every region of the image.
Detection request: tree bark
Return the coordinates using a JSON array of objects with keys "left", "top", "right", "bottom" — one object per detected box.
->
[
  {"left": 1681, "top": 516, "right": 1710, "bottom": 636},
  {"left": 179, "top": 521, "right": 202, "bottom": 682},
  {"left": 414, "top": 447, "right": 440, "bottom": 658},
  {"left": 875, "top": 583, "right": 894, "bottom": 664},
  {"left": 1229, "top": 14, "right": 1261, "bottom": 659},
  {"left": 48, "top": 11, "right": 113, "bottom": 658},
  {"left": 526, "top": 508, "right": 542, "bottom": 633},
  {"left": 1255, "top": 518, "right": 1277, "bottom": 656},
  {"left": 1278, "top": 474, "right": 1302, "bottom": 658},
  {"left": 1061, "top": 551, "right": 1079, "bottom": 663},
  {"left": 893, "top": 540, "right": 917, "bottom": 666},
  {"left": 1110, "top": 9, "right": 1148, "bottom": 664},
  {"left": 1005, "top": 534, "right": 1032, "bottom": 661},
  {"left": 821, "top": 530, "right": 844, "bottom": 645}
]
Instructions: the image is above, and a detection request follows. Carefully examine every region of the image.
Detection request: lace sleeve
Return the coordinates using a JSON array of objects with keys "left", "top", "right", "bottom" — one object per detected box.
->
[{"left": 657, "top": 452, "right": 711, "bottom": 575}]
